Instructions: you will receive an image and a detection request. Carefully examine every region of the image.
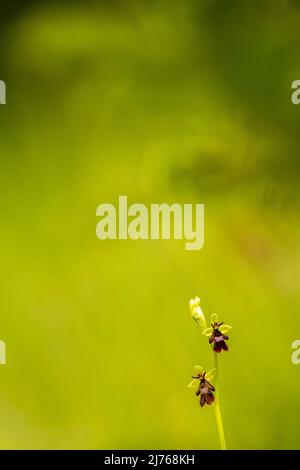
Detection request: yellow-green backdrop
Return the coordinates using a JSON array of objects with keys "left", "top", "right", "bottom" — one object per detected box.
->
[{"left": 0, "top": 0, "right": 300, "bottom": 449}]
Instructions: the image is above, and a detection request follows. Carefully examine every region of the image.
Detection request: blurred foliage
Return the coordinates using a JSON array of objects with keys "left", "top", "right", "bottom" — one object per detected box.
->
[{"left": 0, "top": 0, "right": 300, "bottom": 449}]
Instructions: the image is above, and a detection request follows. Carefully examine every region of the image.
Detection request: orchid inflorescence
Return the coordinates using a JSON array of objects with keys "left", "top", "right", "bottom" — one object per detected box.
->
[{"left": 188, "top": 296, "right": 232, "bottom": 449}]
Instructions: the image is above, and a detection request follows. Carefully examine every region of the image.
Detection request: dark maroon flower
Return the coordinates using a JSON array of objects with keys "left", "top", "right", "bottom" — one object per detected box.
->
[
  {"left": 188, "top": 366, "right": 215, "bottom": 407},
  {"left": 202, "top": 314, "right": 231, "bottom": 353}
]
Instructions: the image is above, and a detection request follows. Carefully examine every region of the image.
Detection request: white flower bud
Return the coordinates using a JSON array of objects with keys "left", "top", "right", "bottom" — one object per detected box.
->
[{"left": 189, "top": 296, "right": 207, "bottom": 330}]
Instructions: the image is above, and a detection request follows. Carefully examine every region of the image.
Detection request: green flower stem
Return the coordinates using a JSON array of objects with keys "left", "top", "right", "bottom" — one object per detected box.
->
[{"left": 213, "top": 352, "right": 227, "bottom": 450}]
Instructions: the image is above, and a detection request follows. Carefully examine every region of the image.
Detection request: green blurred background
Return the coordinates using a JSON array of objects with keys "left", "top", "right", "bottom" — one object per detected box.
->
[{"left": 1, "top": 0, "right": 300, "bottom": 449}]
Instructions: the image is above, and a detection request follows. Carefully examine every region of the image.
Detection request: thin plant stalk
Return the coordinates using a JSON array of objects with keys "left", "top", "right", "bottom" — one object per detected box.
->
[{"left": 213, "top": 352, "right": 226, "bottom": 450}]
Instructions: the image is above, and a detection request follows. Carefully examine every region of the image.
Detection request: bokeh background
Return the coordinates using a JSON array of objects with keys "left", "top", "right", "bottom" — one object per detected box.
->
[{"left": 1, "top": 0, "right": 300, "bottom": 449}]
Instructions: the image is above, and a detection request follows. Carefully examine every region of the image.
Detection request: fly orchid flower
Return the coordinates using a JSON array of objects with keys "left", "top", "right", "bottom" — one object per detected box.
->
[
  {"left": 202, "top": 313, "right": 232, "bottom": 353},
  {"left": 188, "top": 366, "right": 216, "bottom": 407},
  {"left": 189, "top": 297, "right": 207, "bottom": 331}
]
